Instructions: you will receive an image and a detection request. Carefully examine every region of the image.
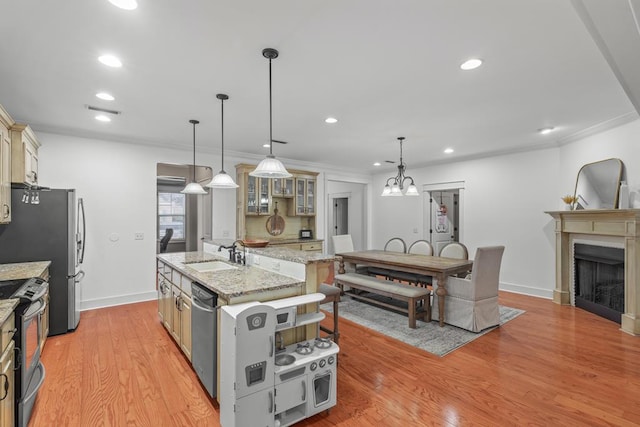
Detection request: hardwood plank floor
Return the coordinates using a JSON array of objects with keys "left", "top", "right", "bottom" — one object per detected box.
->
[{"left": 29, "top": 291, "right": 640, "bottom": 426}]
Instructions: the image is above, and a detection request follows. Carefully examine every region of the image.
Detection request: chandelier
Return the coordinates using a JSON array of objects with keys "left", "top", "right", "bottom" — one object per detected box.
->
[{"left": 381, "top": 137, "right": 419, "bottom": 197}]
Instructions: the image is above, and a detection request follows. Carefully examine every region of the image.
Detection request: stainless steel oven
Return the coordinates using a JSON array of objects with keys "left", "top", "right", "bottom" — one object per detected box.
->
[{"left": 0, "top": 277, "right": 48, "bottom": 427}]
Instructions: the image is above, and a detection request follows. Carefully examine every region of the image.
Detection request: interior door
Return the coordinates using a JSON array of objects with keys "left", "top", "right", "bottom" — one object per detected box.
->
[{"left": 430, "top": 191, "right": 456, "bottom": 256}]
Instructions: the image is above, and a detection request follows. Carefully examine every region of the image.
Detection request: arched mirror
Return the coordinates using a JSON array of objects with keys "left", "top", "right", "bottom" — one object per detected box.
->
[{"left": 573, "top": 158, "right": 623, "bottom": 210}]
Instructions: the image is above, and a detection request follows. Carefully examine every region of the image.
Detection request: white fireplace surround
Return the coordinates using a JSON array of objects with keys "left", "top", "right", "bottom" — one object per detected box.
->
[
  {"left": 570, "top": 235, "right": 625, "bottom": 306},
  {"left": 546, "top": 209, "right": 640, "bottom": 336}
]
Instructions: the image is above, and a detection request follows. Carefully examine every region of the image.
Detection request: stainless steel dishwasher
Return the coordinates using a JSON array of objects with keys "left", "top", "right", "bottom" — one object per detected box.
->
[{"left": 191, "top": 282, "right": 219, "bottom": 398}]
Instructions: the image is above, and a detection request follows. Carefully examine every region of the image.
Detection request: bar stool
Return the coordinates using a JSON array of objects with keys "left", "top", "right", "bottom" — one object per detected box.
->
[{"left": 318, "top": 283, "right": 340, "bottom": 344}]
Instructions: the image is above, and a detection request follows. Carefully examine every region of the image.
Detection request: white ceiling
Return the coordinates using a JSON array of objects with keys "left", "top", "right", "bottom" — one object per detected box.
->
[{"left": 0, "top": 0, "right": 636, "bottom": 174}]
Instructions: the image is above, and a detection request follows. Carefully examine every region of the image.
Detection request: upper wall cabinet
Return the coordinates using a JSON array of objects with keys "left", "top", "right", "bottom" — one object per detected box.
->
[
  {"left": 289, "top": 176, "right": 316, "bottom": 216},
  {"left": 0, "top": 105, "right": 14, "bottom": 224},
  {"left": 10, "top": 123, "right": 40, "bottom": 186},
  {"left": 271, "top": 177, "right": 294, "bottom": 198}
]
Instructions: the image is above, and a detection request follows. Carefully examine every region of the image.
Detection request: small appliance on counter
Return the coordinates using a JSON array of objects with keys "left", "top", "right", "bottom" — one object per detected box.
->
[{"left": 299, "top": 229, "right": 313, "bottom": 239}]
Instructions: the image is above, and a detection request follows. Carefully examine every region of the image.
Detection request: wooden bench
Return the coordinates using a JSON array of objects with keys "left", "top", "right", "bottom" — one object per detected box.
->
[{"left": 334, "top": 273, "right": 431, "bottom": 328}]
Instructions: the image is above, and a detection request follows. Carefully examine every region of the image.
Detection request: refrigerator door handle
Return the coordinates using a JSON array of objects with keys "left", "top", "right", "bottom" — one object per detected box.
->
[
  {"left": 69, "top": 270, "right": 85, "bottom": 283},
  {"left": 77, "top": 198, "right": 86, "bottom": 265}
]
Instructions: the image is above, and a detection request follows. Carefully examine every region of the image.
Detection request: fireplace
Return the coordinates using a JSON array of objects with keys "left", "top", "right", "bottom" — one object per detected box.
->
[
  {"left": 573, "top": 243, "right": 624, "bottom": 323},
  {"left": 546, "top": 209, "right": 640, "bottom": 336}
]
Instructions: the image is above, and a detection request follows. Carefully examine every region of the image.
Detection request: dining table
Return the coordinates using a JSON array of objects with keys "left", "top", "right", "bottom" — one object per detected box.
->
[{"left": 336, "top": 250, "right": 473, "bottom": 327}]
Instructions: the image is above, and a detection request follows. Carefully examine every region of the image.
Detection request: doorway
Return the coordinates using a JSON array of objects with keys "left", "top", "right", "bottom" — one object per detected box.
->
[
  {"left": 156, "top": 163, "right": 213, "bottom": 254},
  {"left": 422, "top": 181, "right": 465, "bottom": 256},
  {"left": 333, "top": 197, "right": 349, "bottom": 236}
]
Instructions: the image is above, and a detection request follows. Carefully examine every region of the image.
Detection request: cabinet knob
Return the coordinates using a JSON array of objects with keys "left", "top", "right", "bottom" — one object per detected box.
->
[{"left": 2, "top": 204, "right": 8, "bottom": 218}]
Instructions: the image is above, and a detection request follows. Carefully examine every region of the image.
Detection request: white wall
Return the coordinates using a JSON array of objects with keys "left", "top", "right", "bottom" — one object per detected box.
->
[{"left": 371, "top": 118, "right": 640, "bottom": 299}]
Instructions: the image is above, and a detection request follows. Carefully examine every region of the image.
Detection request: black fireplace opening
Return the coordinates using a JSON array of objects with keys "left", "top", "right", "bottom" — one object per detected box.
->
[{"left": 574, "top": 243, "right": 624, "bottom": 323}]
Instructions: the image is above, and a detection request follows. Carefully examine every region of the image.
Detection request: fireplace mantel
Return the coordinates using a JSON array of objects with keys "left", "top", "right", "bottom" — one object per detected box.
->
[{"left": 546, "top": 209, "right": 640, "bottom": 335}]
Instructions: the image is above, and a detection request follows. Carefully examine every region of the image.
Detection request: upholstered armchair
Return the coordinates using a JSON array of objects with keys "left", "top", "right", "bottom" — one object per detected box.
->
[{"left": 432, "top": 246, "right": 505, "bottom": 332}]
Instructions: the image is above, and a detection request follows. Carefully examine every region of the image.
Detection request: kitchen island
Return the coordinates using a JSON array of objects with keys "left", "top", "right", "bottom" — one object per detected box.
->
[
  {"left": 156, "top": 247, "right": 335, "bottom": 403},
  {"left": 157, "top": 251, "right": 305, "bottom": 305}
]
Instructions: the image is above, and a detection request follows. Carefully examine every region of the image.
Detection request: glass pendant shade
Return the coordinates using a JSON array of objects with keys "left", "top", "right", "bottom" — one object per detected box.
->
[
  {"left": 208, "top": 171, "right": 239, "bottom": 188},
  {"left": 181, "top": 181, "right": 207, "bottom": 194},
  {"left": 381, "top": 185, "right": 392, "bottom": 196},
  {"left": 405, "top": 184, "right": 419, "bottom": 196},
  {"left": 250, "top": 155, "right": 292, "bottom": 178},
  {"left": 390, "top": 183, "right": 402, "bottom": 196}
]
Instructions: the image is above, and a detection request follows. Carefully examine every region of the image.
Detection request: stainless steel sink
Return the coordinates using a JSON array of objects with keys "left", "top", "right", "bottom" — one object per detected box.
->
[
  {"left": 275, "top": 353, "right": 296, "bottom": 366},
  {"left": 186, "top": 261, "right": 238, "bottom": 273}
]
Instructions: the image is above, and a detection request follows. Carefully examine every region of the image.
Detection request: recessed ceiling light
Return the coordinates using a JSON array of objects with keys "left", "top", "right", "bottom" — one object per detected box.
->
[
  {"left": 325, "top": 117, "right": 338, "bottom": 124},
  {"left": 373, "top": 162, "right": 381, "bottom": 166},
  {"left": 444, "top": 148, "right": 454, "bottom": 154},
  {"left": 95, "top": 115, "right": 111, "bottom": 122},
  {"left": 263, "top": 143, "right": 271, "bottom": 148},
  {"left": 96, "top": 92, "right": 115, "bottom": 101},
  {"left": 108, "top": 0, "right": 138, "bottom": 10},
  {"left": 98, "top": 55, "right": 122, "bottom": 68},
  {"left": 460, "top": 58, "right": 483, "bottom": 70},
  {"left": 539, "top": 127, "right": 555, "bottom": 135}
]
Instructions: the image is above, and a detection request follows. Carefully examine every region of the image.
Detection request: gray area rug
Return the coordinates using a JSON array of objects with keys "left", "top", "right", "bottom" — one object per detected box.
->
[{"left": 322, "top": 293, "right": 525, "bottom": 357}]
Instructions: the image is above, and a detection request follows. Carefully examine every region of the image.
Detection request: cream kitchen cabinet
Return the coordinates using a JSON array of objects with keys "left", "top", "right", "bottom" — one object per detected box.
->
[
  {"left": 10, "top": 124, "right": 40, "bottom": 186},
  {"left": 290, "top": 177, "right": 316, "bottom": 216},
  {"left": 157, "top": 260, "right": 192, "bottom": 361},
  {"left": 272, "top": 177, "right": 294, "bottom": 198},
  {"left": 0, "top": 105, "right": 14, "bottom": 224},
  {"left": 246, "top": 174, "right": 272, "bottom": 215},
  {"left": 0, "top": 313, "right": 15, "bottom": 427}
]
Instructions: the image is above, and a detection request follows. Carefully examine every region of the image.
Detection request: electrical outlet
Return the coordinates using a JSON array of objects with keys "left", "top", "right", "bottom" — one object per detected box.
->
[
  {"left": 413, "top": 228, "right": 419, "bottom": 234},
  {"left": 222, "top": 230, "right": 230, "bottom": 237},
  {"left": 253, "top": 255, "right": 260, "bottom": 265},
  {"left": 135, "top": 232, "right": 144, "bottom": 240},
  {"left": 273, "top": 261, "right": 280, "bottom": 271}
]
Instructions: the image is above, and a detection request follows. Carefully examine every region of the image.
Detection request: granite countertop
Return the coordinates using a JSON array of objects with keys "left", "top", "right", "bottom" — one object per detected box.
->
[
  {"left": 0, "top": 261, "right": 51, "bottom": 281},
  {"left": 247, "top": 247, "right": 336, "bottom": 264},
  {"left": 157, "top": 251, "right": 305, "bottom": 300},
  {"left": 0, "top": 299, "right": 19, "bottom": 325},
  {"left": 263, "top": 238, "right": 324, "bottom": 245}
]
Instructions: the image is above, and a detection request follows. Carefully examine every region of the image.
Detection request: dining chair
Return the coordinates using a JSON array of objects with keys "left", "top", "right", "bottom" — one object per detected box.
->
[
  {"left": 369, "top": 237, "right": 407, "bottom": 279},
  {"left": 331, "top": 234, "right": 368, "bottom": 274},
  {"left": 431, "top": 246, "right": 505, "bottom": 332},
  {"left": 388, "top": 240, "right": 434, "bottom": 285},
  {"left": 439, "top": 242, "right": 469, "bottom": 259},
  {"left": 384, "top": 237, "right": 407, "bottom": 253},
  {"left": 408, "top": 240, "right": 433, "bottom": 255}
]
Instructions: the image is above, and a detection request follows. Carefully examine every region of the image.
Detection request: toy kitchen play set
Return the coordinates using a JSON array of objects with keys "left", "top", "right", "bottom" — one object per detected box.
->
[{"left": 220, "top": 293, "right": 339, "bottom": 427}]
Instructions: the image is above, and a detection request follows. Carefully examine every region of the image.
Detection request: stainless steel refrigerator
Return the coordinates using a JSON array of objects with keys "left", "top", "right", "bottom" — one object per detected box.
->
[{"left": 0, "top": 187, "right": 85, "bottom": 335}]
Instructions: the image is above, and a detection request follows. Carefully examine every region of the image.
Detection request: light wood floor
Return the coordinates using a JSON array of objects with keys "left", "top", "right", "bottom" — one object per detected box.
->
[{"left": 29, "top": 291, "right": 640, "bottom": 426}]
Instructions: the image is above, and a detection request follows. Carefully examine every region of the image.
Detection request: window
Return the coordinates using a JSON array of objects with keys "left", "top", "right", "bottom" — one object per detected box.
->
[{"left": 158, "top": 192, "right": 186, "bottom": 240}]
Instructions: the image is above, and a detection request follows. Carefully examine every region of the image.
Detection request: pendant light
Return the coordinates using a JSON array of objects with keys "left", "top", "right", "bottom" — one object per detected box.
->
[
  {"left": 250, "top": 48, "right": 292, "bottom": 178},
  {"left": 381, "top": 137, "right": 419, "bottom": 197},
  {"left": 181, "top": 119, "right": 207, "bottom": 194},
  {"left": 207, "top": 94, "right": 238, "bottom": 188}
]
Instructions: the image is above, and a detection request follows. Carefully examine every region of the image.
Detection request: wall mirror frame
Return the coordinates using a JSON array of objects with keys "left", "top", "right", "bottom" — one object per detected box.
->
[{"left": 573, "top": 158, "right": 624, "bottom": 210}]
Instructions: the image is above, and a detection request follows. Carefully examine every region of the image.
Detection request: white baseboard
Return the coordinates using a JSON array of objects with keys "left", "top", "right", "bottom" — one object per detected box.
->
[
  {"left": 81, "top": 291, "right": 157, "bottom": 311},
  {"left": 499, "top": 281, "right": 553, "bottom": 299}
]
